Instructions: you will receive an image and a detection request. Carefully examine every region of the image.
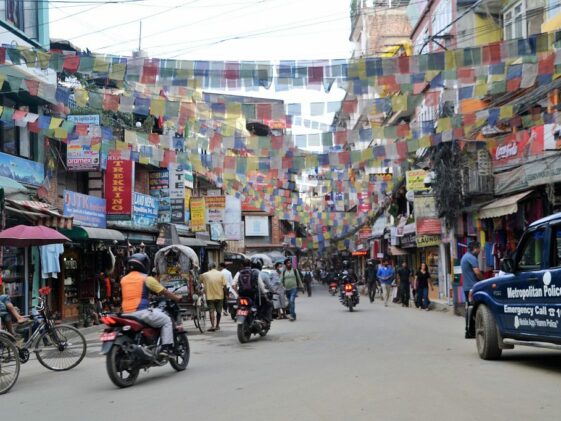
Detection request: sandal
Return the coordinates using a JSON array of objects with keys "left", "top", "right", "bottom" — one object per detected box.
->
[{"left": 207, "top": 327, "right": 216, "bottom": 332}]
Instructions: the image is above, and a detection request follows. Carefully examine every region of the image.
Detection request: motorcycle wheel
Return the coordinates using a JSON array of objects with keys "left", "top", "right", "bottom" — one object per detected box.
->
[
  {"left": 106, "top": 339, "right": 140, "bottom": 388},
  {"left": 169, "top": 333, "right": 190, "bottom": 372},
  {"left": 348, "top": 300, "right": 354, "bottom": 312},
  {"left": 237, "top": 324, "right": 250, "bottom": 344},
  {"left": 258, "top": 323, "right": 270, "bottom": 337}
]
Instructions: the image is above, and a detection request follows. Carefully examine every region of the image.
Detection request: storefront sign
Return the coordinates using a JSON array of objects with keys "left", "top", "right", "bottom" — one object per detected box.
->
[
  {"left": 245, "top": 215, "right": 269, "bottom": 237},
  {"left": 416, "top": 234, "right": 441, "bottom": 248},
  {"left": 224, "top": 195, "right": 242, "bottom": 240},
  {"left": 401, "top": 232, "right": 417, "bottom": 248},
  {"left": 352, "top": 251, "right": 368, "bottom": 256},
  {"left": 105, "top": 159, "right": 134, "bottom": 220},
  {"left": 495, "top": 154, "right": 561, "bottom": 195},
  {"left": 67, "top": 136, "right": 101, "bottom": 171},
  {"left": 359, "top": 226, "right": 372, "bottom": 240},
  {"left": 416, "top": 217, "right": 442, "bottom": 235},
  {"left": 184, "top": 162, "right": 194, "bottom": 189},
  {"left": 357, "top": 192, "right": 371, "bottom": 214},
  {"left": 414, "top": 195, "right": 438, "bottom": 218},
  {"left": 0, "top": 151, "right": 44, "bottom": 186},
  {"left": 131, "top": 193, "right": 159, "bottom": 228},
  {"left": 190, "top": 197, "right": 207, "bottom": 232},
  {"left": 210, "top": 222, "right": 225, "bottom": 241},
  {"left": 406, "top": 170, "right": 430, "bottom": 191},
  {"left": 169, "top": 164, "right": 185, "bottom": 224},
  {"left": 206, "top": 195, "right": 226, "bottom": 222},
  {"left": 149, "top": 170, "right": 171, "bottom": 223},
  {"left": 67, "top": 114, "right": 100, "bottom": 125},
  {"left": 63, "top": 190, "right": 106, "bottom": 228}
]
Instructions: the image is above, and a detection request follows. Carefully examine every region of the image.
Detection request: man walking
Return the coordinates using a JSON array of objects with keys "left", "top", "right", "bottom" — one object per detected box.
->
[
  {"left": 200, "top": 263, "right": 227, "bottom": 332},
  {"left": 220, "top": 262, "right": 233, "bottom": 316},
  {"left": 396, "top": 262, "right": 412, "bottom": 307},
  {"left": 377, "top": 260, "right": 395, "bottom": 307},
  {"left": 461, "top": 241, "right": 483, "bottom": 338},
  {"left": 365, "top": 260, "right": 377, "bottom": 303},
  {"left": 281, "top": 258, "right": 304, "bottom": 321}
]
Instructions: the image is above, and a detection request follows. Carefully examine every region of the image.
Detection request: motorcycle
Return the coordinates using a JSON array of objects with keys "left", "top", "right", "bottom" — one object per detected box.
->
[
  {"left": 328, "top": 281, "right": 338, "bottom": 296},
  {"left": 340, "top": 282, "right": 359, "bottom": 312},
  {"left": 226, "top": 287, "right": 239, "bottom": 321},
  {"left": 100, "top": 298, "right": 190, "bottom": 388},
  {"left": 236, "top": 296, "right": 271, "bottom": 343}
]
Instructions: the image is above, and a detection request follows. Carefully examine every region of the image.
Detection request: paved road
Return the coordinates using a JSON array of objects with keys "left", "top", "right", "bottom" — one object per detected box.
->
[{"left": 3, "top": 288, "right": 561, "bottom": 420}]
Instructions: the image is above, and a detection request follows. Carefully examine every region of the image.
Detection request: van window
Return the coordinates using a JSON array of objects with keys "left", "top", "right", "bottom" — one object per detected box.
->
[
  {"left": 551, "top": 226, "right": 561, "bottom": 267},
  {"left": 518, "top": 228, "right": 545, "bottom": 271}
]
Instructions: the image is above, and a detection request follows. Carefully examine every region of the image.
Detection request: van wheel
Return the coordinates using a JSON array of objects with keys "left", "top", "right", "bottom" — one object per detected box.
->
[{"left": 475, "top": 305, "right": 502, "bottom": 360}]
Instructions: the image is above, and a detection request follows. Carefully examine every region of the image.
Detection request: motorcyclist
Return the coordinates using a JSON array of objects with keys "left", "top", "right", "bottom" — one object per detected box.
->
[
  {"left": 120, "top": 253, "right": 182, "bottom": 357},
  {"left": 233, "top": 259, "right": 272, "bottom": 324}
]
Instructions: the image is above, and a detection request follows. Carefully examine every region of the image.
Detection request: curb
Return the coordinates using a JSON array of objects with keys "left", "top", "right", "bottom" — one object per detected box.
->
[{"left": 430, "top": 300, "right": 451, "bottom": 312}]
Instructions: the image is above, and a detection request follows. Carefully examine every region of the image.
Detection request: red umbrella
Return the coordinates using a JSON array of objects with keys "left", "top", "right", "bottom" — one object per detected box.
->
[{"left": 0, "top": 225, "right": 70, "bottom": 247}]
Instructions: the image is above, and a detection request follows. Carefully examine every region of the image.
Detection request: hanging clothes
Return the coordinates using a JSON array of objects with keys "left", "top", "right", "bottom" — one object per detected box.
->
[{"left": 40, "top": 244, "right": 64, "bottom": 279}]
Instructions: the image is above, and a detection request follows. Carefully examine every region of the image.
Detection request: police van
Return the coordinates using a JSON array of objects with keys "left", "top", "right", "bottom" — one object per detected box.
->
[{"left": 468, "top": 212, "right": 561, "bottom": 360}]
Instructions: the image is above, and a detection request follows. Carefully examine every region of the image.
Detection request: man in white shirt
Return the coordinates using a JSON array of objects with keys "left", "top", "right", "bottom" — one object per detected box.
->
[{"left": 220, "top": 262, "right": 234, "bottom": 316}]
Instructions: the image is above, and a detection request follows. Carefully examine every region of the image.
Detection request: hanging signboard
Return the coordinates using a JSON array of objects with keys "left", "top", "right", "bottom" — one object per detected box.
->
[
  {"left": 63, "top": 190, "right": 106, "bottom": 228},
  {"left": 105, "top": 158, "right": 134, "bottom": 220},
  {"left": 131, "top": 193, "right": 159, "bottom": 228},
  {"left": 169, "top": 163, "right": 185, "bottom": 224},
  {"left": 224, "top": 195, "right": 242, "bottom": 240},
  {"left": 206, "top": 195, "right": 226, "bottom": 222},
  {"left": 245, "top": 215, "right": 269, "bottom": 237},
  {"left": 416, "top": 234, "right": 441, "bottom": 248},
  {"left": 67, "top": 136, "right": 101, "bottom": 171},
  {"left": 190, "top": 197, "right": 207, "bottom": 232},
  {"left": 149, "top": 169, "right": 171, "bottom": 223},
  {"left": 67, "top": 114, "right": 100, "bottom": 125},
  {"left": 406, "top": 170, "right": 430, "bottom": 191}
]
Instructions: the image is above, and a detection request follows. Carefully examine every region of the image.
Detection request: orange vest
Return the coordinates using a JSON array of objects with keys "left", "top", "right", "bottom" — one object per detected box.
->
[{"left": 121, "top": 271, "right": 149, "bottom": 313}]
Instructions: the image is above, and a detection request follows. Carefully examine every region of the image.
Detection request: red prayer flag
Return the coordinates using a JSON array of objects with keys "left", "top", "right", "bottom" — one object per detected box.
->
[
  {"left": 308, "top": 66, "right": 324, "bottom": 84},
  {"left": 538, "top": 53, "right": 554, "bottom": 75},
  {"left": 507, "top": 78, "right": 521, "bottom": 92},
  {"left": 63, "top": 55, "right": 80, "bottom": 74},
  {"left": 256, "top": 103, "right": 272, "bottom": 121},
  {"left": 103, "top": 94, "right": 120, "bottom": 112},
  {"left": 141, "top": 59, "right": 159, "bottom": 84},
  {"left": 25, "top": 80, "right": 39, "bottom": 96},
  {"left": 334, "top": 131, "right": 348, "bottom": 145},
  {"left": 398, "top": 56, "right": 410, "bottom": 74},
  {"left": 457, "top": 68, "right": 475, "bottom": 84}
]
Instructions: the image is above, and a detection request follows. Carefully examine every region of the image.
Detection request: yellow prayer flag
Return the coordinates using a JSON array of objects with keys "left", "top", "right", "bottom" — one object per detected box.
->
[
  {"left": 150, "top": 97, "right": 165, "bottom": 117},
  {"left": 49, "top": 117, "right": 63, "bottom": 129},
  {"left": 74, "top": 89, "right": 89, "bottom": 107},
  {"left": 124, "top": 130, "right": 137, "bottom": 144},
  {"left": 499, "top": 105, "right": 514, "bottom": 119},
  {"left": 110, "top": 62, "right": 127, "bottom": 81},
  {"left": 93, "top": 56, "right": 110, "bottom": 73}
]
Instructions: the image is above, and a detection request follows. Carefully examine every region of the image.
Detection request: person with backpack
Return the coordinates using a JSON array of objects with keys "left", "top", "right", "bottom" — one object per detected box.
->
[
  {"left": 232, "top": 259, "right": 272, "bottom": 323},
  {"left": 281, "top": 258, "right": 304, "bottom": 321}
]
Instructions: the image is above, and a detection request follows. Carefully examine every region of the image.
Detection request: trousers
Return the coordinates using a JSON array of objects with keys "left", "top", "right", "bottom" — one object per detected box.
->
[
  {"left": 382, "top": 283, "right": 392, "bottom": 306},
  {"left": 125, "top": 308, "right": 173, "bottom": 345}
]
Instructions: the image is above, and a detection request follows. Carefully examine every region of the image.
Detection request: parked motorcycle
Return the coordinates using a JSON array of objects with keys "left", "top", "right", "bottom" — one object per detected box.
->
[
  {"left": 340, "top": 281, "right": 359, "bottom": 312},
  {"left": 100, "top": 298, "right": 190, "bottom": 388},
  {"left": 236, "top": 296, "right": 271, "bottom": 343},
  {"left": 226, "top": 287, "right": 239, "bottom": 321}
]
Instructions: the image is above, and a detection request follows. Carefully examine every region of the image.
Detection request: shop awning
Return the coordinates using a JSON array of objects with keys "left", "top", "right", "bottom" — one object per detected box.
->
[
  {"left": 6, "top": 199, "right": 73, "bottom": 229},
  {"left": 60, "top": 226, "right": 125, "bottom": 242},
  {"left": 389, "top": 246, "right": 408, "bottom": 256},
  {"left": 205, "top": 240, "right": 221, "bottom": 249},
  {"left": 179, "top": 237, "right": 207, "bottom": 247},
  {"left": 479, "top": 191, "right": 533, "bottom": 219}
]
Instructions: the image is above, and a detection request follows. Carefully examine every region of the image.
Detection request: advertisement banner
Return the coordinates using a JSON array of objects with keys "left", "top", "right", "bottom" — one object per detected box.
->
[
  {"left": 357, "top": 192, "right": 371, "bottom": 215},
  {"left": 169, "top": 164, "right": 185, "bottom": 224},
  {"left": 149, "top": 170, "right": 171, "bottom": 223},
  {"left": 494, "top": 154, "right": 561, "bottom": 195},
  {"left": 190, "top": 197, "right": 207, "bottom": 232},
  {"left": 406, "top": 170, "right": 430, "bottom": 191},
  {"left": 0, "top": 151, "right": 44, "bottom": 186},
  {"left": 414, "top": 195, "right": 438, "bottom": 219},
  {"left": 184, "top": 162, "right": 194, "bottom": 189},
  {"left": 67, "top": 114, "right": 100, "bottom": 125},
  {"left": 245, "top": 215, "right": 269, "bottom": 237},
  {"left": 224, "top": 195, "right": 242, "bottom": 240},
  {"left": 184, "top": 188, "right": 192, "bottom": 224},
  {"left": 359, "top": 226, "right": 372, "bottom": 240},
  {"left": 206, "top": 195, "right": 226, "bottom": 222},
  {"left": 63, "top": 190, "right": 106, "bottom": 228},
  {"left": 105, "top": 159, "right": 134, "bottom": 220},
  {"left": 491, "top": 124, "right": 557, "bottom": 170},
  {"left": 67, "top": 136, "right": 101, "bottom": 171},
  {"left": 210, "top": 222, "right": 225, "bottom": 241},
  {"left": 131, "top": 193, "right": 159, "bottom": 228},
  {"left": 416, "top": 218, "right": 442, "bottom": 235},
  {"left": 416, "top": 234, "right": 441, "bottom": 248}
]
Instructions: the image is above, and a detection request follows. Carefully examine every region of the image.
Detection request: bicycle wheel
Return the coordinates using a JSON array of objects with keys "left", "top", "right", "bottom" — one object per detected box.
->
[
  {"left": 0, "top": 334, "right": 20, "bottom": 395},
  {"left": 35, "top": 324, "right": 87, "bottom": 371}
]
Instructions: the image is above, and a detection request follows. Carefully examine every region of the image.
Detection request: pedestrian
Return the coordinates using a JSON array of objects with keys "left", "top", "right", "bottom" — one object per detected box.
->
[
  {"left": 461, "top": 241, "right": 483, "bottom": 338},
  {"left": 365, "top": 260, "right": 377, "bottom": 303},
  {"left": 270, "top": 262, "right": 288, "bottom": 319},
  {"left": 377, "top": 260, "right": 395, "bottom": 307},
  {"left": 200, "top": 263, "right": 227, "bottom": 332},
  {"left": 219, "top": 262, "right": 233, "bottom": 316},
  {"left": 281, "top": 258, "right": 304, "bottom": 321},
  {"left": 0, "top": 282, "right": 30, "bottom": 335},
  {"left": 303, "top": 271, "right": 312, "bottom": 297},
  {"left": 397, "top": 262, "right": 412, "bottom": 307},
  {"left": 414, "top": 263, "right": 433, "bottom": 310}
]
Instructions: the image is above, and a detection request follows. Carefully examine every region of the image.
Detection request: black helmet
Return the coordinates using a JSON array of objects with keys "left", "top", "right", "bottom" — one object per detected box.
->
[
  {"left": 128, "top": 253, "right": 151, "bottom": 274},
  {"left": 251, "top": 257, "right": 263, "bottom": 271}
]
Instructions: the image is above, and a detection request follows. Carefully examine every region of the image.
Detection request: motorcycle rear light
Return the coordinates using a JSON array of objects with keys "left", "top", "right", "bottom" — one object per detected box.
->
[
  {"left": 239, "top": 299, "right": 249, "bottom": 306},
  {"left": 344, "top": 284, "right": 353, "bottom": 291},
  {"left": 101, "top": 316, "right": 116, "bottom": 325}
]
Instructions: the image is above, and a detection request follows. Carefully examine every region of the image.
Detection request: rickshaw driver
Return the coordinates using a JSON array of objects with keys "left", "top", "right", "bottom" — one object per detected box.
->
[{"left": 121, "top": 253, "right": 182, "bottom": 357}]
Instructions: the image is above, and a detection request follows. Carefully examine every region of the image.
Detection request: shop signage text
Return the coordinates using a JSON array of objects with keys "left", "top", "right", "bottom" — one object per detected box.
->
[
  {"left": 0, "top": 151, "right": 44, "bottom": 186},
  {"left": 149, "top": 170, "right": 171, "bottom": 223},
  {"left": 63, "top": 190, "right": 106, "bottom": 228},
  {"left": 206, "top": 195, "right": 226, "bottom": 222},
  {"left": 190, "top": 197, "right": 206, "bottom": 232},
  {"left": 67, "top": 114, "right": 100, "bottom": 125},
  {"left": 67, "top": 136, "right": 101, "bottom": 171},
  {"left": 416, "top": 234, "right": 441, "bottom": 248},
  {"left": 406, "top": 170, "right": 430, "bottom": 191},
  {"left": 105, "top": 159, "right": 134, "bottom": 220}
]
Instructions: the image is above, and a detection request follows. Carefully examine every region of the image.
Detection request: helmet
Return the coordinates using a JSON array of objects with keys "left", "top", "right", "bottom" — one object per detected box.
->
[
  {"left": 342, "top": 260, "right": 350, "bottom": 269},
  {"left": 250, "top": 257, "right": 263, "bottom": 271},
  {"left": 127, "top": 253, "right": 151, "bottom": 274}
]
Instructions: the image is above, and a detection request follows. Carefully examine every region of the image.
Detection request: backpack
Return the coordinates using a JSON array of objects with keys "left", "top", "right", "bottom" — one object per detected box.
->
[{"left": 238, "top": 268, "right": 257, "bottom": 295}]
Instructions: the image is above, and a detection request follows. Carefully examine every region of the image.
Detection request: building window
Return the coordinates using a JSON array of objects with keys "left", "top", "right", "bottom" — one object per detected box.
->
[
  {"left": 5, "top": 0, "right": 24, "bottom": 31},
  {"left": 504, "top": 1, "right": 525, "bottom": 40},
  {"left": 0, "top": 100, "right": 36, "bottom": 160}
]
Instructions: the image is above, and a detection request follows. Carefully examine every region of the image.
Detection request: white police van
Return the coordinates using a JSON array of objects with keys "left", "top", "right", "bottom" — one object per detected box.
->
[{"left": 468, "top": 212, "right": 561, "bottom": 359}]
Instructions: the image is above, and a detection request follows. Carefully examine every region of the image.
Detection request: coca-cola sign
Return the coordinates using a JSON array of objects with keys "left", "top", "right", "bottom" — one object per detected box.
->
[
  {"left": 495, "top": 142, "right": 518, "bottom": 160},
  {"left": 491, "top": 125, "right": 554, "bottom": 169}
]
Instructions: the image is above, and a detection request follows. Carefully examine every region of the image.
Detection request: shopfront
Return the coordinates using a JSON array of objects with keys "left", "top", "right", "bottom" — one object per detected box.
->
[{"left": 416, "top": 234, "right": 441, "bottom": 301}]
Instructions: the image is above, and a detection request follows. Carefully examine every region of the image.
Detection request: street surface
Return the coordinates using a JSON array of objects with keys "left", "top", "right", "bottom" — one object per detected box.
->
[{"left": 3, "top": 287, "right": 561, "bottom": 421}]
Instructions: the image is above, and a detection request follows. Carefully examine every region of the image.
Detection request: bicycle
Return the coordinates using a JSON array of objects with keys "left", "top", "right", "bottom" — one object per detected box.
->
[
  {"left": 0, "top": 332, "right": 20, "bottom": 395},
  {"left": 1, "top": 295, "right": 87, "bottom": 371}
]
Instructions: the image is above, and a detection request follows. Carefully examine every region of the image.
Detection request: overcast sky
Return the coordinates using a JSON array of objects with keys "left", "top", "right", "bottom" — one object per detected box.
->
[{"left": 49, "top": 0, "right": 353, "bottom": 61}]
